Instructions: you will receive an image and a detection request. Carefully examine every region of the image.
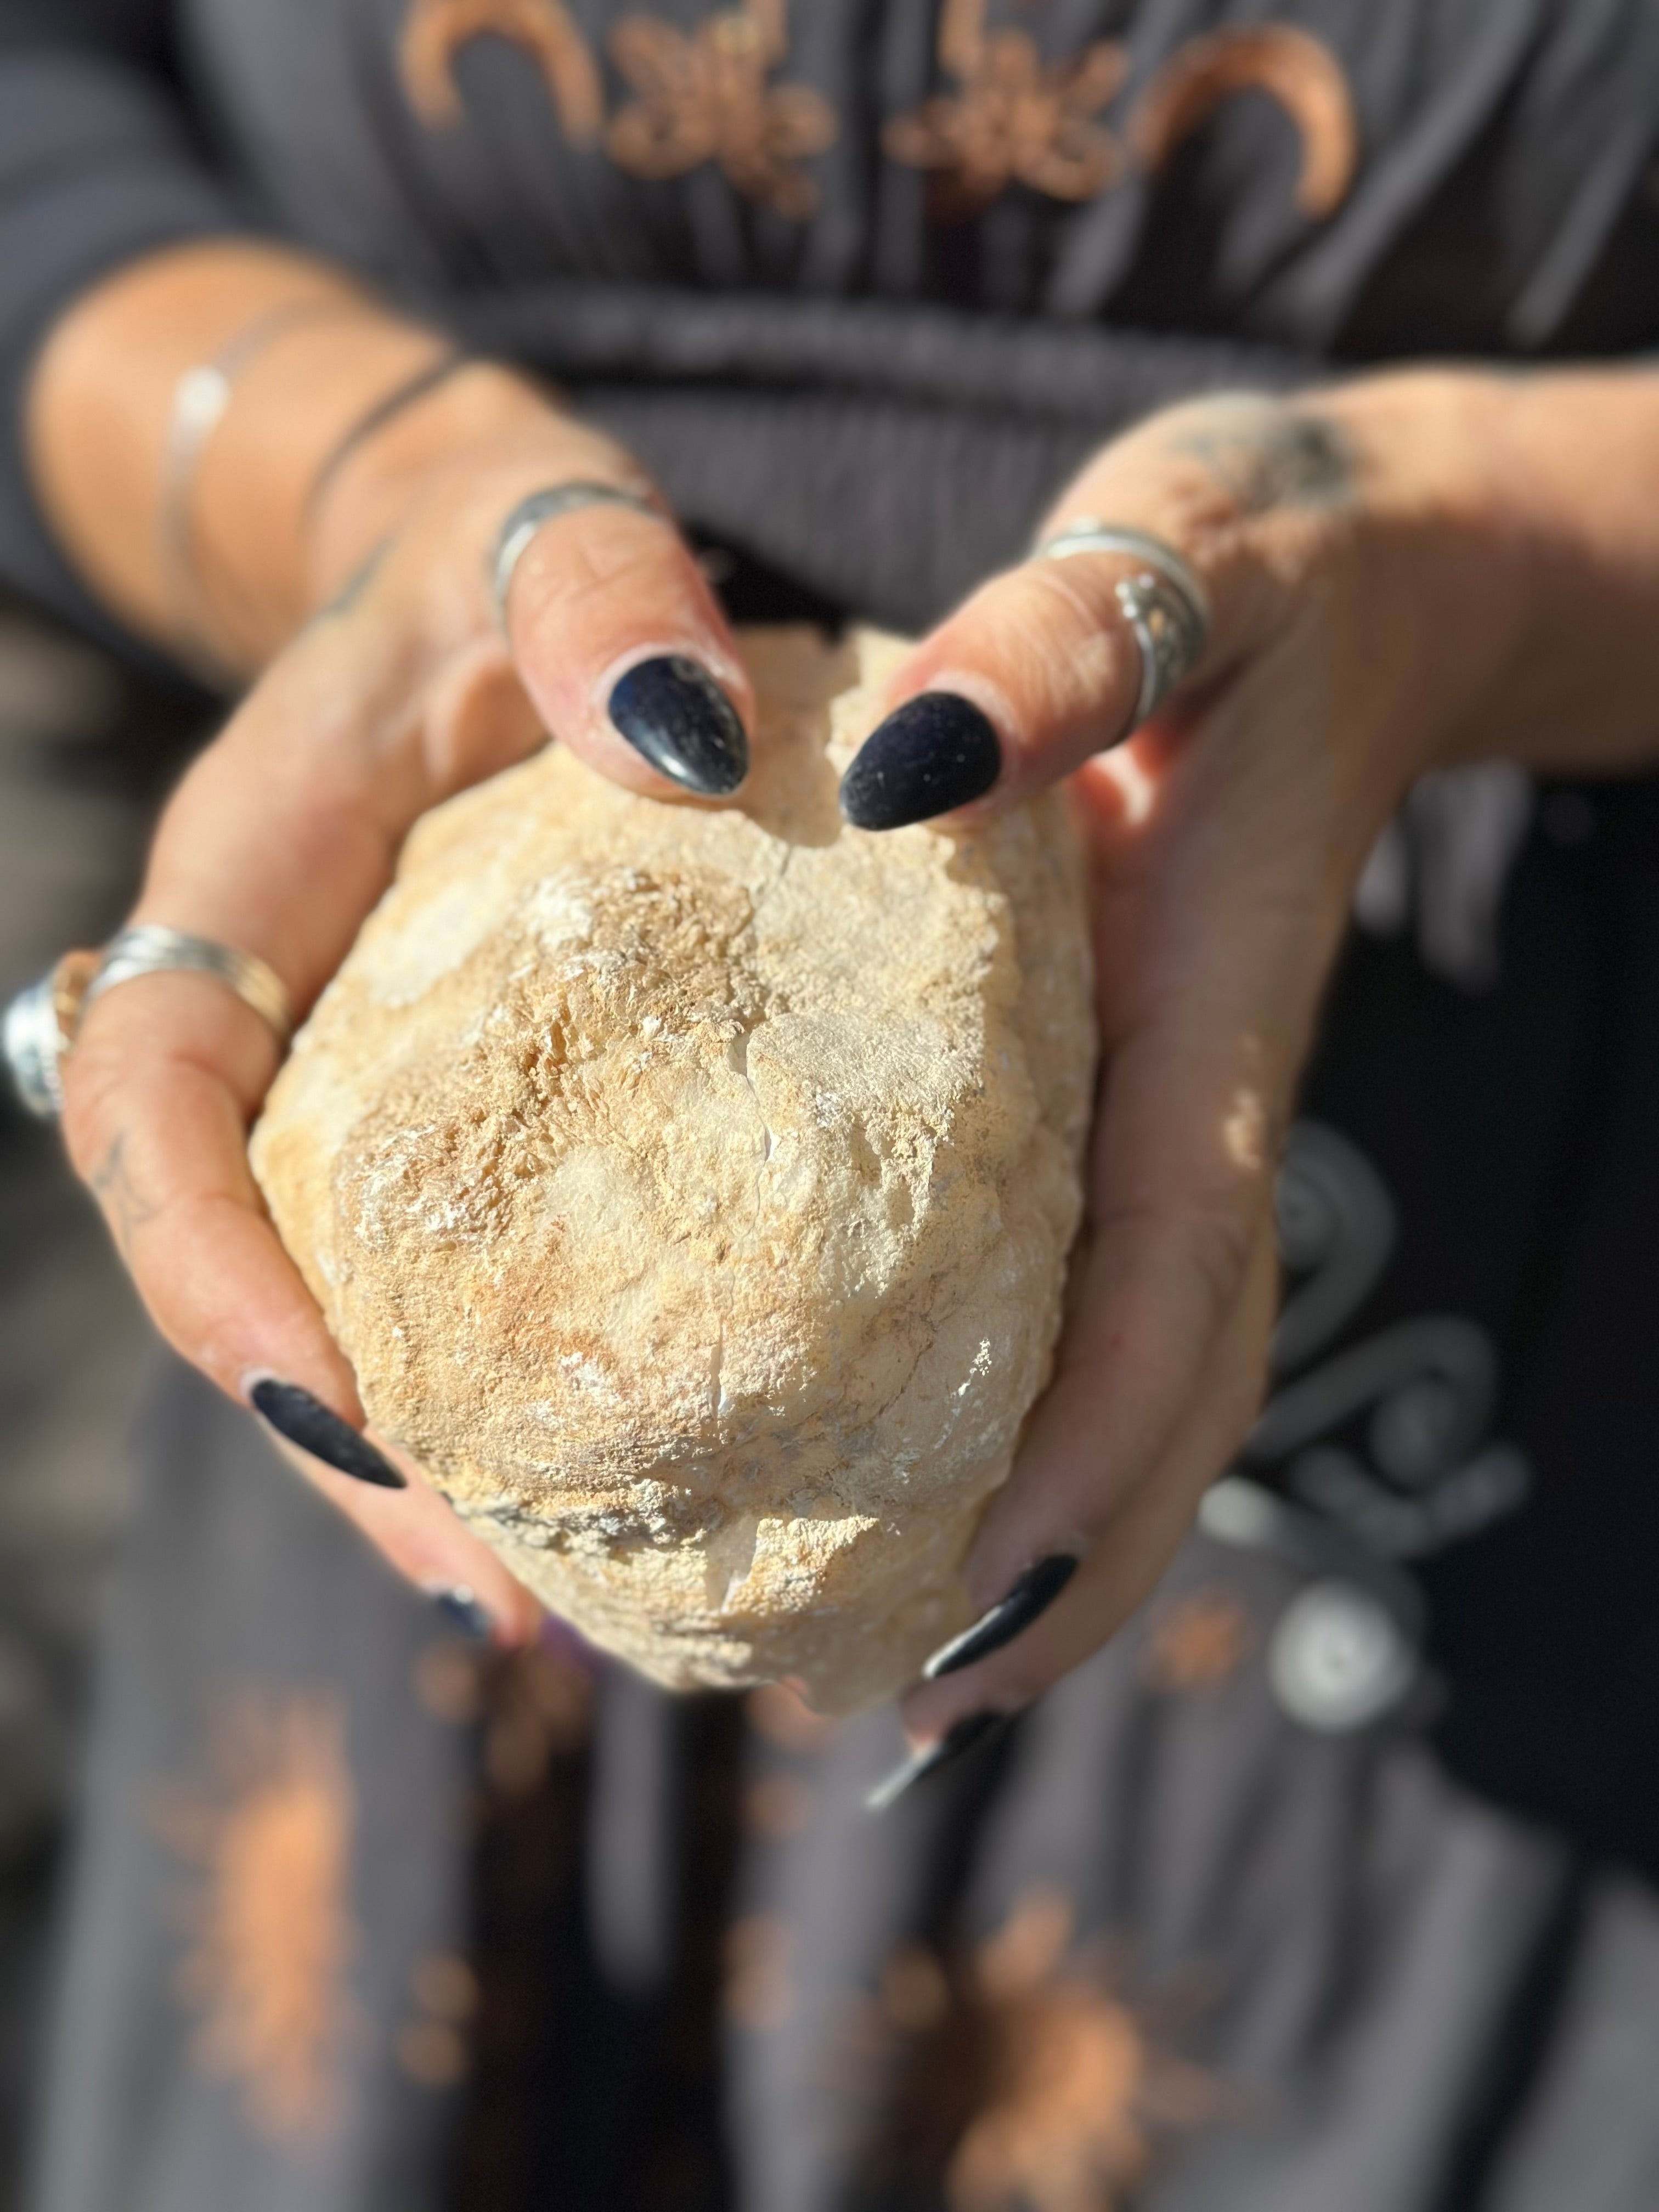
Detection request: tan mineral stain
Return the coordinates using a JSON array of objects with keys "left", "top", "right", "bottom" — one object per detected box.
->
[{"left": 253, "top": 629, "right": 1094, "bottom": 1708}]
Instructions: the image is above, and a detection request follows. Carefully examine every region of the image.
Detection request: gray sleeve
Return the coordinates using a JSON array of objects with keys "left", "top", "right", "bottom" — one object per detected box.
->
[{"left": 0, "top": 3, "right": 240, "bottom": 666}]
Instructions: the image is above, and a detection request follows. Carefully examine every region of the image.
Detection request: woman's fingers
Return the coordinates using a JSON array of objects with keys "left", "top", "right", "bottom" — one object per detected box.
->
[
  {"left": 63, "top": 976, "right": 543, "bottom": 1641},
  {"left": 840, "top": 391, "right": 1356, "bottom": 828},
  {"left": 839, "top": 552, "right": 1158, "bottom": 828},
  {"left": 493, "top": 476, "right": 754, "bottom": 803},
  {"left": 55, "top": 584, "right": 569, "bottom": 1632},
  {"left": 897, "top": 1231, "right": 1277, "bottom": 1750},
  {"left": 883, "top": 708, "right": 1356, "bottom": 1757},
  {"left": 305, "top": 380, "right": 755, "bottom": 809}
]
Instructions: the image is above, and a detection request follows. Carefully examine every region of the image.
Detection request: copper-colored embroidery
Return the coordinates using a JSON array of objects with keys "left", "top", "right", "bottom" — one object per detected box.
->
[
  {"left": 1130, "top": 25, "right": 1358, "bottom": 221},
  {"left": 153, "top": 1692, "right": 358, "bottom": 2147},
  {"left": 607, "top": 0, "right": 838, "bottom": 218},
  {"left": 884, "top": 0, "right": 1128, "bottom": 210},
  {"left": 400, "top": 0, "right": 604, "bottom": 139},
  {"left": 888, "top": 8, "right": 1358, "bottom": 225},
  {"left": 399, "top": 4, "right": 1358, "bottom": 233},
  {"left": 853, "top": 1888, "right": 1229, "bottom": 2211},
  {"left": 1140, "top": 1585, "right": 1254, "bottom": 1695}
]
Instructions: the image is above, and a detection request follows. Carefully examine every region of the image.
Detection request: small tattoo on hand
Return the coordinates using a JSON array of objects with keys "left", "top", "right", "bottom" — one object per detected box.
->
[
  {"left": 90, "top": 1132, "right": 159, "bottom": 1259},
  {"left": 1175, "top": 405, "right": 1355, "bottom": 515},
  {"left": 310, "top": 539, "right": 391, "bottom": 625}
]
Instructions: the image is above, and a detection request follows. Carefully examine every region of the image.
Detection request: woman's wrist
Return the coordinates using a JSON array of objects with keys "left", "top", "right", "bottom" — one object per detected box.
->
[
  {"left": 1307, "top": 370, "right": 1533, "bottom": 793},
  {"left": 1324, "top": 364, "right": 1659, "bottom": 784},
  {"left": 298, "top": 359, "right": 573, "bottom": 611},
  {"left": 27, "top": 240, "right": 585, "bottom": 672}
]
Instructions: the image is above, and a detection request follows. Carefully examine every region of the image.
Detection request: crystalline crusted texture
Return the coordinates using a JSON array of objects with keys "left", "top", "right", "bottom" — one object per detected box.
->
[{"left": 251, "top": 629, "right": 1094, "bottom": 1709}]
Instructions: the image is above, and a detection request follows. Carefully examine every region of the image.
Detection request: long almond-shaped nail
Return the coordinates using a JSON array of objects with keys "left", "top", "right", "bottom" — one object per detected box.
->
[
  {"left": 839, "top": 693, "right": 1001, "bottom": 830},
  {"left": 607, "top": 655, "right": 748, "bottom": 795},
  {"left": 922, "top": 1555, "right": 1078, "bottom": 1680},
  {"left": 249, "top": 1378, "right": 406, "bottom": 1489},
  {"left": 865, "top": 1712, "right": 1003, "bottom": 1813}
]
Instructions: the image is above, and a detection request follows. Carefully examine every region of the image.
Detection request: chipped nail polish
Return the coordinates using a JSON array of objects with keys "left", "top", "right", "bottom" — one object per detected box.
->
[
  {"left": 865, "top": 1712, "right": 1003, "bottom": 1813},
  {"left": 922, "top": 1555, "right": 1078, "bottom": 1680},
  {"left": 839, "top": 693, "right": 1001, "bottom": 831},
  {"left": 607, "top": 655, "right": 748, "bottom": 795},
  {"left": 249, "top": 1378, "right": 407, "bottom": 1489}
]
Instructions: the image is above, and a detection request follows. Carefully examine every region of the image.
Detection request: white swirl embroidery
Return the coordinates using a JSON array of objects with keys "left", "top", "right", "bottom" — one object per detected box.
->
[{"left": 1248, "top": 1121, "right": 1532, "bottom": 1560}]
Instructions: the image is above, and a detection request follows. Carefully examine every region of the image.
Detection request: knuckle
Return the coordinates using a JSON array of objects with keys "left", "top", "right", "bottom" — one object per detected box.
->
[{"left": 533, "top": 513, "right": 693, "bottom": 620}]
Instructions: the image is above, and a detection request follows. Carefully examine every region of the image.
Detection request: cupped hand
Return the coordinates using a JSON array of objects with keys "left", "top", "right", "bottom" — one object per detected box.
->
[
  {"left": 59, "top": 374, "right": 754, "bottom": 1639},
  {"left": 854, "top": 375, "right": 1527, "bottom": 1762}
]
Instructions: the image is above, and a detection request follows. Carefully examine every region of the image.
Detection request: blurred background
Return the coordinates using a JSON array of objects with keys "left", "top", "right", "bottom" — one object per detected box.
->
[{"left": 0, "top": 601, "right": 200, "bottom": 2209}]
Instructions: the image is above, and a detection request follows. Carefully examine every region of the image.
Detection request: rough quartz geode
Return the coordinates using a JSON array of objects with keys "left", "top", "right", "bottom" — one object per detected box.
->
[{"left": 250, "top": 628, "right": 1094, "bottom": 1709}]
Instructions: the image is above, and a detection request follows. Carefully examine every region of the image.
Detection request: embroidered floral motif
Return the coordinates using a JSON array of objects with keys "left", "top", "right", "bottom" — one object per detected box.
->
[
  {"left": 1130, "top": 25, "right": 1357, "bottom": 221},
  {"left": 1140, "top": 1585, "right": 1255, "bottom": 1695},
  {"left": 884, "top": 0, "right": 1128, "bottom": 210},
  {"left": 397, "top": 1, "right": 1359, "bottom": 233},
  {"left": 606, "top": 0, "right": 837, "bottom": 219},
  {"left": 886, "top": 5, "right": 1359, "bottom": 224},
  {"left": 848, "top": 1888, "right": 1229, "bottom": 2211},
  {"left": 400, "top": 0, "right": 604, "bottom": 139},
  {"left": 152, "top": 1692, "right": 358, "bottom": 2146}
]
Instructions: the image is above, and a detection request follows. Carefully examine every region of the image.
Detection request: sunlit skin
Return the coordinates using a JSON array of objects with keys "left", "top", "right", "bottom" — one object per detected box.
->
[{"left": 30, "top": 240, "right": 1659, "bottom": 1720}]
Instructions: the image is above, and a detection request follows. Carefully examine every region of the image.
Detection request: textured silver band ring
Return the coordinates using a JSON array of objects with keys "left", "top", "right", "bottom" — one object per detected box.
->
[
  {"left": 3, "top": 951, "right": 99, "bottom": 1119},
  {"left": 1034, "top": 521, "right": 1211, "bottom": 730},
  {"left": 490, "top": 481, "right": 667, "bottom": 631},
  {"left": 86, "top": 925, "right": 292, "bottom": 1039},
  {"left": 3, "top": 927, "right": 293, "bottom": 1121}
]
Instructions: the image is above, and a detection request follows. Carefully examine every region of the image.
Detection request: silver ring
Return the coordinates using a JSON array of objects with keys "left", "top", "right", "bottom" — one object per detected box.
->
[
  {"left": 490, "top": 482, "right": 666, "bottom": 631},
  {"left": 3, "top": 951, "right": 99, "bottom": 1119},
  {"left": 86, "top": 927, "right": 292, "bottom": 1040},
  {"left": 3, "top": 928, "right": 292, "bottom": 1121},
  {"left": 1033, "top": 520, "right": 1210, "bottom": 730}
]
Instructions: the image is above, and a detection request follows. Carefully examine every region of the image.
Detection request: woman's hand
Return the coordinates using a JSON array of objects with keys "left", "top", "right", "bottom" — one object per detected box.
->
[
  {"left": 861, "top": 367, "right": 1659, "bottom": 1762},
  {"left": 38, "top": 252, "right": 757, "bottom": 1639}
]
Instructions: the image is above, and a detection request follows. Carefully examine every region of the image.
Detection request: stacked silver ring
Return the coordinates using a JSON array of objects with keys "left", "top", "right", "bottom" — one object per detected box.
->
[
  {"left": 1032, "top": 521, "right": 1210, "bottom": 730},
  {"left": 3, "top": 926, "right": 292, "bottom": 1120},
  {"left": 490, "top": 481, "right": 665, "bottom": 631}
]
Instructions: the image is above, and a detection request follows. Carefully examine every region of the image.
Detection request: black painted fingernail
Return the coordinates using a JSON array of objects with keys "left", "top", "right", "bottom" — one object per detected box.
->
[
  {"left": 839, "top": 693, "right": 1002, "bottom": 831},
  {"left": 249, "top": 1378, "right": 407, "bottom": 1489},
  {"left": 865, "top": 1712, "right": 1003, "bottom": 1813},
  {"left": 607, "top": 655, "right": 748, "bottom": 795},
  {"left": 922, "top": 1555, "right": 1078, "bottom": 1680},
  {"left": 432, "top": 1586, "right": 493, "bottom": 1643}
]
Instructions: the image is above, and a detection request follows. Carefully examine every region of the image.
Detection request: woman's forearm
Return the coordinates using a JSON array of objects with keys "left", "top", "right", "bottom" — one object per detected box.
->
[{"left": 25, "top": 239, "right": 552, "bottom": 673}]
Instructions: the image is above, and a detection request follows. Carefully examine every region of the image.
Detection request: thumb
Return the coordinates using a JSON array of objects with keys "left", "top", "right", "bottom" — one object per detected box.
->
[{"left": 839, "top": 391, "right": 1351, "bottom": 830}]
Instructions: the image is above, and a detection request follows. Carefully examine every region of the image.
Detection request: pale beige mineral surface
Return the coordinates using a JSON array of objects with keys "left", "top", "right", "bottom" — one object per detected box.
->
[{"left": 251, "top": 628, "right": 1094, "bottom": 1708}]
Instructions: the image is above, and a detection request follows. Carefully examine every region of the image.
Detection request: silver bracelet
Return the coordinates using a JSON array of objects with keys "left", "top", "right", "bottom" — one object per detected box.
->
[{"left": 159, "top": 296, "right": 370, "bottom": 676}]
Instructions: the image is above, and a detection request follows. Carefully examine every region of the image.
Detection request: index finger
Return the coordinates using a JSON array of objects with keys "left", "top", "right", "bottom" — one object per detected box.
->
[{"left": 838, "top": 390, "right": 1356, "bottom": 829}]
